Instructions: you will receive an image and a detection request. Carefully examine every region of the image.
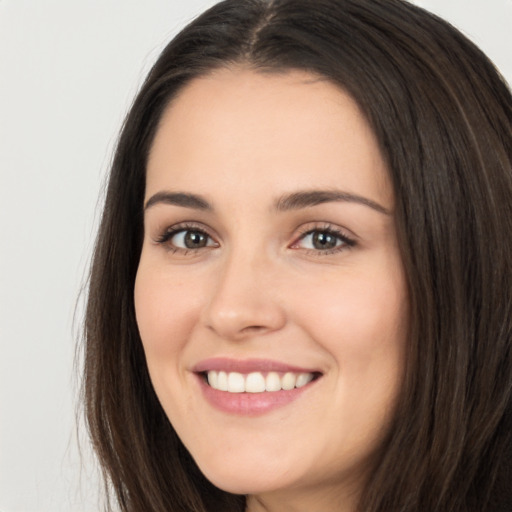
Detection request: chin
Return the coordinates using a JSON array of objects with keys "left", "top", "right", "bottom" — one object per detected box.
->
[
  {"left": 192, "top": 449, "right": 301, "bottom": 496},
  {"left": 202, "top": 469, "right": 288, "bottom": 496}
]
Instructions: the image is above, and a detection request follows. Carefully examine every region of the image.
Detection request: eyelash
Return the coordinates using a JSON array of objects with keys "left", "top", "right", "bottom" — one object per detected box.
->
[
  {"left": 155, "top": 222, "right": 217, "bottom": 255},
  {"left": 292, "top": 224, "right": 356, "bottom": 255},
  {"left": 154, "top": 222, "right": 356, "bottom": 256}
]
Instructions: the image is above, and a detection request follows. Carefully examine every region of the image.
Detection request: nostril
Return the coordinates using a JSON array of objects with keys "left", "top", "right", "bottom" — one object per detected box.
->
[
  {"left": 240, "top": 325, "right": 266, "bottom": 333},
  {"left": 203, "top": 291, "right": 287, "bottom": 340}
]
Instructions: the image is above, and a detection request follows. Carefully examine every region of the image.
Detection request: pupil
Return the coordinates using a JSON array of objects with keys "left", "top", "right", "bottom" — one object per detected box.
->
[
  {"left": 313, "top": 232, "right": 336, "bottom": 250},
  {"left": 185, "top": 231, "right": 206, "bottom": 248}
]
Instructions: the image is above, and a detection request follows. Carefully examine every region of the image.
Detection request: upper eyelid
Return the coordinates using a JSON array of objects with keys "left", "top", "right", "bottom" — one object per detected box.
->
[
  {"left": 293, "top": 222, "right": 357, "bottom": 240},
  {"left": 293, "top": 228, "right": 355, "bottom": 246},
  {"left": 157, "top": 221, "right": 214, "bottom": 235},
  {"left": 152, "top": 220, "right": 356, "bottom": 246},
  {"left": 153, "top": 221, "right": 218, "bottom": 245}
]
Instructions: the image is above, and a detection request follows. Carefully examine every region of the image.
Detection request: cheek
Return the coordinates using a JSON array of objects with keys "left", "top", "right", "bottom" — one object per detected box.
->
[
  {"left": 293, "top": 261, "right": 408, "bottom": 404},
  {"left": 134, "top": 265, "right": 206, "bottom": 425},
  {"left": 134, "top": 266, "right": 201, "bottom": 363},
  {"left": 295, "top": 266, "right": 408, "bottom": 442},
  {"left": 298, "top": 270, "right": 406, "bottom": 348}
]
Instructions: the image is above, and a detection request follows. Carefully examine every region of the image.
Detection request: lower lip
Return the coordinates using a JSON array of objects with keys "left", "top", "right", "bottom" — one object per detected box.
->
[{"left": 196, "top": 374, "right": 316, "bottom": 416}]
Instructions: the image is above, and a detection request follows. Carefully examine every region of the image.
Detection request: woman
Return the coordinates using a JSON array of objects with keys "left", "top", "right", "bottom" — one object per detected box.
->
[{"left": 83, "top": 0, "right": 512, "bottom": 510}]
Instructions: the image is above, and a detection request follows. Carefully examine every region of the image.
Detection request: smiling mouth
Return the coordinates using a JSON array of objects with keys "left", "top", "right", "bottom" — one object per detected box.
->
[{"left": 202, "top": 370, "right": 321, "bottom": 393}]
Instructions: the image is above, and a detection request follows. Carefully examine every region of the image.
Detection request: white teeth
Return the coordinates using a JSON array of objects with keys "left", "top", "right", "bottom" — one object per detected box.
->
[
  {"left": 227, "top": 372, "right": 245, "bottom": 393},
  {"left": 207, "top": 370, "right": 218, "bottom": 388},
  {"left": 205, "top": 370, "right": 315, "bottom": 393},
  {"left": 265, "top": 372, "right": 281, "bottom": 392},
  {"left": 217, "top": 371, "right": 228, "bottom": 391},
  {"left": 296, "top": 372, "right": 314, "bottom": 388},
  {"left": 281, "top": 372, "right": 296, "bottom": 390},
  {"left": 245, "top": 372, "right": 266, "bottom": 393}
]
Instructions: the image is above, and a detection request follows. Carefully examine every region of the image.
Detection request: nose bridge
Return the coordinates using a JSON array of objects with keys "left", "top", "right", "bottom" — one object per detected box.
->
[{"left": 202, "top": 242, "right": 285, "bottom": 339}]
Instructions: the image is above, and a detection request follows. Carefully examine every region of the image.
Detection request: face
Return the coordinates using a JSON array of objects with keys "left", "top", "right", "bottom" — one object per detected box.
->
[{"left": 135, "top": 68, "right": 408, "bottom": 511}]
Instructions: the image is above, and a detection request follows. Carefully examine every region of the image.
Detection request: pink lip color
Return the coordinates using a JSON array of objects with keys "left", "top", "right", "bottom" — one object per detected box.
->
[
  {"left": 192, "top": 358, "right": 320, "bottom": 416},
  {"left": 196, "top": 376, "right": 312, "bottom": 416},
  {"left": 192, "top": 357, "right": 318, "bottom": 374}
]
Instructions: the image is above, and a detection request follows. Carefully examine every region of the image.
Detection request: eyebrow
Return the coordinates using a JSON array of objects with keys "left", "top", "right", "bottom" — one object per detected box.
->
[
  {"left": 144, "top": 189, "right": 391, "bottom": 215},
  {"left": 274, "top": 190, "right": 391, "bottom": 215},
  {"left": 144, "top": 192, "right": 212, "bottom": 211}
]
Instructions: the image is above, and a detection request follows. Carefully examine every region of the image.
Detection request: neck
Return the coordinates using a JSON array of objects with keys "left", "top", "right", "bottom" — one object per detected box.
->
[{"left": 245, "top": 482, "right": 360, "bottom": 512}]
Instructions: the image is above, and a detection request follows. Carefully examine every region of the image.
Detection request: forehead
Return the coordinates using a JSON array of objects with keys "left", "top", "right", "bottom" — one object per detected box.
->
[{"left": 146, "top": 67, "right": 393, "bottom": 210}]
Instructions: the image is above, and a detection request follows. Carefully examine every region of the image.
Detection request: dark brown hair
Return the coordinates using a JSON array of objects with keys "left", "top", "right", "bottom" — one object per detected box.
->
[{"left": 83, "top": 0, "right": 512, "bottom": 510}]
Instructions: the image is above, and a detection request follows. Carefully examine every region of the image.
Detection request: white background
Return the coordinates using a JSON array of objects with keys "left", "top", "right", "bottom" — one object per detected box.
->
[{"left": 0, "top": 1, "right": 510, "bottom": 511}]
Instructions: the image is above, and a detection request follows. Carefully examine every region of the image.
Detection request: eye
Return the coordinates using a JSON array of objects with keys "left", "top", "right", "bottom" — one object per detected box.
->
[
  {"left": 171, "top": 229, "right": 215, "bottom": 249},
  {"left": 292, "top": 226, "right": 356, "bottom": 254},
  {"left": 155, "top": 225, "right": 218, "bottom": 252},
  {"left": 301, "top": 231, "right": 341, "bottom": 250}
]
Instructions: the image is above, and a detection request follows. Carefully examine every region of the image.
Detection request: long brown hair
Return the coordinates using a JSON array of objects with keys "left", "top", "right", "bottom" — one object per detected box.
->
[{"left": 83, "top": 1, "right": 512, "bottom": 510}]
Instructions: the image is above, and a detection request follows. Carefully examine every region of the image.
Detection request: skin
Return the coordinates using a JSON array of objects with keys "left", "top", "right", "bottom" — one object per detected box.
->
[{"left": 134, "top": 68, "right": 408, "bottom": 512}]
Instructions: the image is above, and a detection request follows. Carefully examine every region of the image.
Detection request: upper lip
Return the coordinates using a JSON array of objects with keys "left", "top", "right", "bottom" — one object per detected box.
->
[{"left": 192, "top": 357, "right": 321, "bottom": 374}]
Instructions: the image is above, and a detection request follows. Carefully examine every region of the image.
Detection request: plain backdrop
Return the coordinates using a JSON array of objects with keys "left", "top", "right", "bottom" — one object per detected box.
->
[{"left": 0, "top": 1, "right": 510, "bottom": 511}]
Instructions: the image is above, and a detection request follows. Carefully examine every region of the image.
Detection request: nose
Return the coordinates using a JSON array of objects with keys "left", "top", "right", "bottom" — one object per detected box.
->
[{"left": 201, "top": 251, "right": 286, "bottom": 341}]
